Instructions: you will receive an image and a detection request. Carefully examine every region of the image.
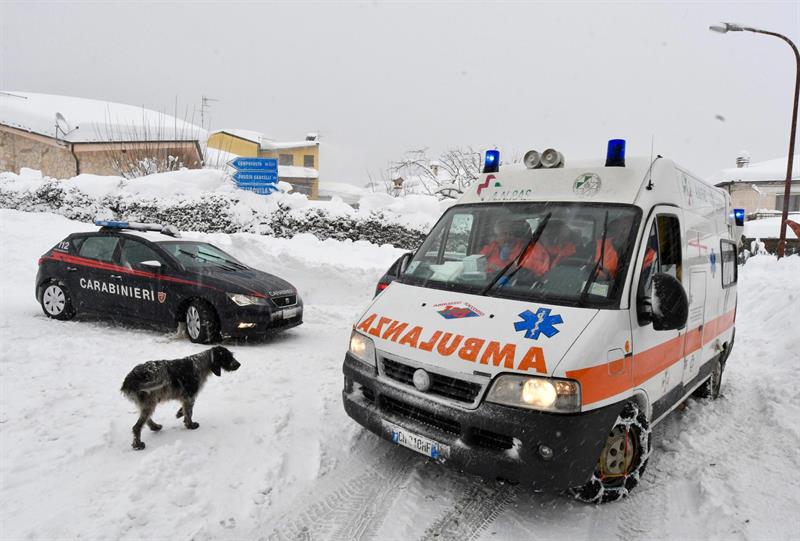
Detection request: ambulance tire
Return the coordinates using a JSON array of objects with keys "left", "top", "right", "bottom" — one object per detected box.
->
[
  {"left": 185, "top": 300, "right": 221, "bottom": 344},
  {"left": 40, "top": 280, "right": 76, "bottom": 321},
  {"left": 693, "top": 357, "right": 723, "bottom": 400},
  {"left": 570, "top": 402, "right": 652, "bottom": 504}
]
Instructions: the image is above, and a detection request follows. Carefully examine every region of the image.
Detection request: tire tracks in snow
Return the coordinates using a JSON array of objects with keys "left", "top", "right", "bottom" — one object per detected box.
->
[{"left": 419, "top": 481, "right": 518, "bottom": 541}]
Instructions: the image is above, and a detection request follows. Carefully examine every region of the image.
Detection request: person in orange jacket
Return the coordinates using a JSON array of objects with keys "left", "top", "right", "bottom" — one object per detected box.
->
[
  {"left": 519, "top": 220, "right": 577, "bottom": 277},
  {"left": 595, "top": 216, "right": 655, "bottom": 280},
  {"left": 480, "top": 219, "right": 530, "bottom": 272}
]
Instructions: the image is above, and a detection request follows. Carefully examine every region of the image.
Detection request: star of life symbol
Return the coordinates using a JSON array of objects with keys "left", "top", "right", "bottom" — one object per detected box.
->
[
  {"left": 514, "top": 308, "right": 563, "bottom": 340},
  {"left": 573, "top": 173, "right": 601, "bottom": 196}
]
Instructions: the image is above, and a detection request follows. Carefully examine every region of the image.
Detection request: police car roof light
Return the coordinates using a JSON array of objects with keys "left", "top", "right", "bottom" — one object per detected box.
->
[
  {"left": 606, "top": 139, "right": 626, "bottom": 167},
  {"left": 94, "top": 220, "right": 181, "bottom": 238},
  {"left": 483, "top": 150, "right": 500, "bottom": 174}
]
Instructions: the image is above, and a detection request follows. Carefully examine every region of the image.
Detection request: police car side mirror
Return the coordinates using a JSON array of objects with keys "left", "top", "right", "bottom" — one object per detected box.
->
[
  {"left": 643, "top": 273, "right": 689, "bottom": 331},
  {"left": 140, "top": 260, "right": 163, "bottom": 272}
]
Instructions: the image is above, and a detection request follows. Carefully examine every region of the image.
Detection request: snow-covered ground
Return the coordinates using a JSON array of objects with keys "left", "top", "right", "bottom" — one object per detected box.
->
[{"left": 1, "top": 209, "right": 799, "bottom": 540}]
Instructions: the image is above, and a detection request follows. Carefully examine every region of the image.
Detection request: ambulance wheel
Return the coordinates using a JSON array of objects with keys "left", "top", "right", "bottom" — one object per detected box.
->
[
  {"left": 571, "top": 402, "right": 651, "bottom": 504},
  {"left": 40, "top": 281, "right": 76, "bottom": 321},
  {"left": 693, "top": 357, "right": 723, "bottom": 399},
  {"left": 185, "top": 300, "right": 220, "bottom": 344}
]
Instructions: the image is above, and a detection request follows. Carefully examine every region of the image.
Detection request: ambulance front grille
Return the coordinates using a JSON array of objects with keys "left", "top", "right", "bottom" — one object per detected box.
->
[
  {"left": 382, "top": 358, "right": 482, "bottom": 404},
  {"left": 381, "top": 396, "right": 461, "bottom": 436},
  {"left": 469, "top": 428, "right": 515, "bottom": 451}
]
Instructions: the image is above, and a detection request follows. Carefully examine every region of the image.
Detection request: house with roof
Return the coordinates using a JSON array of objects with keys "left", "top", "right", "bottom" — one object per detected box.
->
[
  {"left": 0, "top": 92, "right": 206, "bottom": 178},
  {"left": 712, "top": 153, "right": 799, "bottom": 216},
  {"left": 207, "top": 129, "right": 319, "bottom": 198}
]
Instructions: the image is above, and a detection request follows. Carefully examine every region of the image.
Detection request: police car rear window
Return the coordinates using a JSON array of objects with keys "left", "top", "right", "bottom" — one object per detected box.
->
[{"left": 78, "top": 236, "right": 118, "bottom": 262}]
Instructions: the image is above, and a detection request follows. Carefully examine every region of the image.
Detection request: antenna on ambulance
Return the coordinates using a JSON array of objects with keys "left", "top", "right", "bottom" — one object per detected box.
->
[{"left": 646, "top": 135, "right": 655, "bottom": 190}]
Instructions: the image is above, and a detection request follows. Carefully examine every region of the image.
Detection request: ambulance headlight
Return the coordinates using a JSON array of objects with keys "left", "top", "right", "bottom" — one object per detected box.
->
[
  {"left": 349, "top": 330, "right": 376, "bottom": 367},
  {"left": 227, "top": 293, "right": 269, "bottom": 306},
  {"left": 487, "top": 375, "right": 580, "bottom": 413}
]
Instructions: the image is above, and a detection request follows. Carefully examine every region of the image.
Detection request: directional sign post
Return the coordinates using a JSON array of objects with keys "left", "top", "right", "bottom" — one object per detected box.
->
[{"left": 229, "top": 157, "right": 279, "bottom": 195}]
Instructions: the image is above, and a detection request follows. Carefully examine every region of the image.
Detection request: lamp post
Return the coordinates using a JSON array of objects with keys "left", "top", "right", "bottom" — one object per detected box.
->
[{"left": 710, "top": 22, "right": 799, "bottom": 259}]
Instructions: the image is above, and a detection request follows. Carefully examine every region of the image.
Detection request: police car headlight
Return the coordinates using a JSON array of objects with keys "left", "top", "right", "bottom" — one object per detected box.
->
[
  {"left": 486, "top": 375, "right": 580, "bottom": 413},
  {"left": 227, "top": 293, "right": 269, "bottom": 306},
  {"left": 349, "top": 330, "right": 376, "bottom": 367}
]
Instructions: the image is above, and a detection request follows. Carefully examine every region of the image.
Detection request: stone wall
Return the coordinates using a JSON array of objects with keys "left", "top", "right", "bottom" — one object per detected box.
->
[{"left": 0, "top": 127, "right": 78, "bottom": 178}]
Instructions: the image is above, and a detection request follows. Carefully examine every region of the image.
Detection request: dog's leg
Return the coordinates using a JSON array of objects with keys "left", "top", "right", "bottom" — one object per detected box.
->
[
  {"left": 181, "top": 399, "right": 199, "bottom": 429},
  {"left": 132, "top": 404, "right": 155, "bottom": 450},
  {"left": 176, "top": 407, "right": 183, "bottom": 418},
  {"left": 146, "top": 417, "right": 162, "bottom": 431}
]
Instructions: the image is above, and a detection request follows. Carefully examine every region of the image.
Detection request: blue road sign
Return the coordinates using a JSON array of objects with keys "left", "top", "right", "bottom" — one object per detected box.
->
[
  {"left": 230, "top": 157, "right": 278, "bottom": 172},
  {"left": 230, "top": 157, "right": 279, "bottom": 195}
]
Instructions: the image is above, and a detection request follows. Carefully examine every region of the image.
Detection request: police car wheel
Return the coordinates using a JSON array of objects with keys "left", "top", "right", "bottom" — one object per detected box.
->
[
  {"left": 570, "top": 402, "right": 652, "bottom": 504},
  {"left": 693, "top": 357, "right": 723, "bottom": 400},
  {"left": 41, "top": 282, "right": 76, "bottom": 320},
  {"left": 185, "top": 301, "right": 220, "bottom": 344}
]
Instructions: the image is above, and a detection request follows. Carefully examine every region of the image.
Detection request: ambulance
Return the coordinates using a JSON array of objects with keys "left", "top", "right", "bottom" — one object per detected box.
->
[{"left": 341, "top": 141, "right": 738, "bottom": 503}]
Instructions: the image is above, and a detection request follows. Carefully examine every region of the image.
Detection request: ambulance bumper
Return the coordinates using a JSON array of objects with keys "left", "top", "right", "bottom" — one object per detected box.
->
[{"left": 342, "top": 353, "right": 623, "bottom": 491}]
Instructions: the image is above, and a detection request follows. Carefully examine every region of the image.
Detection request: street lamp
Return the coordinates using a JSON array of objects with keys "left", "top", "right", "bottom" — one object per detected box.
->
[{"left": 710, "top": 22, "right": 800, "bottom": 258}]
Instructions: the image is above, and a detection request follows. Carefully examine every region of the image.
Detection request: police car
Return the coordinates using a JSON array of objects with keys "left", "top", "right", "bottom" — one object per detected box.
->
[{"left": 36, "top": 220, "right": 303, "bottom": 342}]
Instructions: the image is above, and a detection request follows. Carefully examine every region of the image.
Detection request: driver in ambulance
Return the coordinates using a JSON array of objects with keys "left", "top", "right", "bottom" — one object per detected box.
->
[{"left": 480, "top": 219, "right": 530, "bottom": 272}]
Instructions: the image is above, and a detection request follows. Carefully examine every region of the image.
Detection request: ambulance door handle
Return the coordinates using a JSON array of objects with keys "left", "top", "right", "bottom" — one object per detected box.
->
[
  {"left": 110, "top": 274, "right": 122, "bottom": 280},
  {"left": 66, "top": 266, "right": 77, "bottom": 272}
]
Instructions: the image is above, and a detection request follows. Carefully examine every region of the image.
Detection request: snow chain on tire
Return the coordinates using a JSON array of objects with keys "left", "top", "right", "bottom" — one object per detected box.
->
[{"left": 570, "top": 402, "right": 652, "bottom": 504}]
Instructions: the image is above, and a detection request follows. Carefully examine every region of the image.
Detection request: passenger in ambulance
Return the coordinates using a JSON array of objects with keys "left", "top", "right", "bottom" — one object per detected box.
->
[
  {"left": 519, "top": 219, "right": 578, "bottom": 278},
  {"left": 480, "top": 219, "right": 530, "bottom": 272},
  {"left": 594, "top": 215, "right": 655, "bottom": 281}
]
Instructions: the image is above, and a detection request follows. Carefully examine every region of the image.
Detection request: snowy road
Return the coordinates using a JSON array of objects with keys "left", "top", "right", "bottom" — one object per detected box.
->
[{"left": 1, "top": 210, "right": 798, "bottom": 541}]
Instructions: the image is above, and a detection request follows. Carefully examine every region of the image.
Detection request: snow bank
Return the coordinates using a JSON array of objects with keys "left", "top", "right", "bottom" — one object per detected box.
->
[
  {"left": 743, "top": 214, "right": 800, "bottom": 239},
  {"left": 0, "top": 168, "right": 447, "bottom": 249}
]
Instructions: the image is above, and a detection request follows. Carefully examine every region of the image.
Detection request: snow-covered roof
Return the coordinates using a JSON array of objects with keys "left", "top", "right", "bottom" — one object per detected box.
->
[
  {"left": 262, "top": 140, "right": 318, "bottom": 151},
  {"left": 279, "top": 165, "right": 318, "bottom": 179},
  {"left": 209, "top": 129, "right": 317, "bottom": 151},
  {"left": 712, "top": 155, "right": 799, "bottom": 184},
  {"left": 0, "top": 91, "right": 206, "bottom": 144},
  {"left": 211, "top": 129, "right": 273, "bottom": 145},
  {"left": 743, "top": 213, "right": 800, "bottom": 239}
]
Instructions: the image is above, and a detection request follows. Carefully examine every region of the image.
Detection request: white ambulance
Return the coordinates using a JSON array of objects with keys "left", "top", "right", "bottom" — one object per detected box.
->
[{"left": 342, "top": 141, "right": 738, "bottom": 503}]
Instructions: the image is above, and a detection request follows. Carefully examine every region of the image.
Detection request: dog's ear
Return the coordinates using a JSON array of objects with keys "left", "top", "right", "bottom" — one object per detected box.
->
[{"left": 211, "top": 363, "right": 222, "bottom": 377}]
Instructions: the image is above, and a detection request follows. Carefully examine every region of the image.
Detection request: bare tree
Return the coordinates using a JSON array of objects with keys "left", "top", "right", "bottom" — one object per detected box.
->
[{"left": 382, "top": 147, "right": 482, "bottom": 198}]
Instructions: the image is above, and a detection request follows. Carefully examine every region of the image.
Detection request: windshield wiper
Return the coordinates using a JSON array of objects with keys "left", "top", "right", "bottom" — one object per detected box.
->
[
  {"left": 178, "top": 249, "right": 239, "bottom": 271},
  {"left": 480, "top": 213, "right": 552, "bottom": 296},
  {"left": 578, "top": 210, "right": 609, "bottom": 306},
  {"left": 197, "top": 250, "right": 248, "bottom": 270}
]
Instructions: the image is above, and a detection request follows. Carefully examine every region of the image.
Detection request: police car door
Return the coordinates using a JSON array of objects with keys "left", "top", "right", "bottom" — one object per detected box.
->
[
  {"left": 630, "top": 210, "right": 686, "bottom": 421},
  {"left": 72, "top": 235, "right": 121, "bottom": 313},
  {"left": 116, "top": 238, "right": 167, "bottom": 322}
]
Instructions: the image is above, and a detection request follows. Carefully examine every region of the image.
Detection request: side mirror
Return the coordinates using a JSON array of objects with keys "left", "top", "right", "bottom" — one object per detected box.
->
[
  {"left": 140, "top": 260, "right": 163, "bottom": 272},
  {"left": 639, "top": 273, "right": 688, "bottom": 331},
  {"left": 374, "top": 252, "right": 414, "bottom": 297}
]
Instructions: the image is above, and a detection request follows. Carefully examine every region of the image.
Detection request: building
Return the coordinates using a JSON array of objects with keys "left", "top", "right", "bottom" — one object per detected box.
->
[
  {"left": 0, "top": 92, "right": 205, "bottom": 178},
  {"left": 207, "top": 129, "right": 320, "bottom": 198},
  {"left": 712, "top": 153, "right": 799, "bottom": 216}
]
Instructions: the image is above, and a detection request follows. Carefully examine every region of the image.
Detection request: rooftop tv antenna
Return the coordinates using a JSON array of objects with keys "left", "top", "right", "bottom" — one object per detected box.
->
[{"left": 200, "top": 95, "right": 219, "bottom": 129}]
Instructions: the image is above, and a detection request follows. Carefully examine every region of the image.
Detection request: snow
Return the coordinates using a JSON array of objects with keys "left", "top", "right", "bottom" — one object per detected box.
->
[
  {"left": 279, "top": 165, "right": 319, "bottom": 179},
  {"left": 712, "top": 155, "right": 800, "bottom": 183},
  {"left": 1, "top": 208, "right": 799, "bottom": 540},
  {"left": 0, "top": 91, "right": 206, "bottom": 143},
  {"left": 211, "top": 129, "right": 270, "bottom": 145},
  {"left": 743, "top": 213, "right": 800, "bottom": 239}
]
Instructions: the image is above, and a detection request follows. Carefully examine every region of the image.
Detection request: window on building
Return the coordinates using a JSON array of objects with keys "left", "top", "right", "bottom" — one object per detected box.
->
[
  {"left": 303, "top": 155, "right": 315, "bottom": 168},
  {"left": 720, "top": 240, "right": 737, "bottom": 288},
  {"left": 279, "top": 154, "right": 294, "bottom": 166},
  {"left": 776, "top": 194, "right": 800, "bottom": 212}
]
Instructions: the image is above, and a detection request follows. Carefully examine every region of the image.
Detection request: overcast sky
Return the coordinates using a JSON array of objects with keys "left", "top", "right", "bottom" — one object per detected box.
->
[{"left": 1, "top": 1, "right": 798, "bottom": 184}]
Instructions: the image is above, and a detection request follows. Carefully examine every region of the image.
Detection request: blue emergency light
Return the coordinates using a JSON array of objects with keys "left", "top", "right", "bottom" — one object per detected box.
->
[
  {"left": 95, "top": 220, "right": 130, "bottom": 228},
  {"left": 733, "top": 208, "right": 745, "bottom": 226},
  {"left": 605, "top": 139, "right": 626, "bottom": 167},
  {"left": 483, "top": 150, "right": 500, "bottom": 173}
]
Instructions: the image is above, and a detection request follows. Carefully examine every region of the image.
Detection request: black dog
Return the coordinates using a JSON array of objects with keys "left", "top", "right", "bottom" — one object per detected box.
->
[{"left": 121, "top": 346, "right": 241, "bottom": 450}]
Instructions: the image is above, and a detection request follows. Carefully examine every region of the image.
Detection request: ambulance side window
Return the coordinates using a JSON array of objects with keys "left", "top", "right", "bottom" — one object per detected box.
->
[
  {"left": 119, "top": 239, "right": 168, "bottom": 269},
  {"left": 77, "top": 236, "right": 119, "bottom": 263},
  {"left": 638, "top": 215, "right": 682, "bottom": 303},
  {"left": 720, "top": 240, "right": 737, "bottom": 287}
]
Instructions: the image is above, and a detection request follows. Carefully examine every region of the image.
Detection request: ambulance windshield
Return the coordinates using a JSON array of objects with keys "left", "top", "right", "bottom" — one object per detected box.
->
[{"left": 398, "top": 203, "right": 642, "bottom": 308}]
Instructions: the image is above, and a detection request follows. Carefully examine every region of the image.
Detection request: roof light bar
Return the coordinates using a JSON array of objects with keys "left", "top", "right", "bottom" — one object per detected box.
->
[
  {"left": 483, "top": 150, "right": 500, "bottom": 174},
  {"left": 94, "top": 220, "right": 181, "bottom": 238},
  {"left": 606, "top": 139, "right": 626, "bottom": 167}
]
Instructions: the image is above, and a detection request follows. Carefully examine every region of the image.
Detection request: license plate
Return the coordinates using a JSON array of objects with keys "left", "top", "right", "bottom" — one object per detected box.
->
[
  {"left": 384, "top": 421, "right": 448, "bottom": 459},
  {"left": 282, "top": 307, "right": 299, "bottom": 319}
]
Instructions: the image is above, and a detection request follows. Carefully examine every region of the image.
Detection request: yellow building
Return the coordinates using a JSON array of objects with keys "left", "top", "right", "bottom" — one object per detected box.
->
[{"left": 207, "top": 129, "right": 320, "bottom": 198}]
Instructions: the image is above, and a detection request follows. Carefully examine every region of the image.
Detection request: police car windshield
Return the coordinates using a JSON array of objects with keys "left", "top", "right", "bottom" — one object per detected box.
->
[
  {"left": 398, "top": 202, "right": 642, "bottom": 308},
  {"left": 157, "top": 241, "right": 248, "bottom": 270}
]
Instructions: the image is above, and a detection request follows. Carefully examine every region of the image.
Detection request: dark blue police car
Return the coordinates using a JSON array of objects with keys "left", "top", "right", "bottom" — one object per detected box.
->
[{"left": 36, "top": 220, "right": 303, "bottom": 342}]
